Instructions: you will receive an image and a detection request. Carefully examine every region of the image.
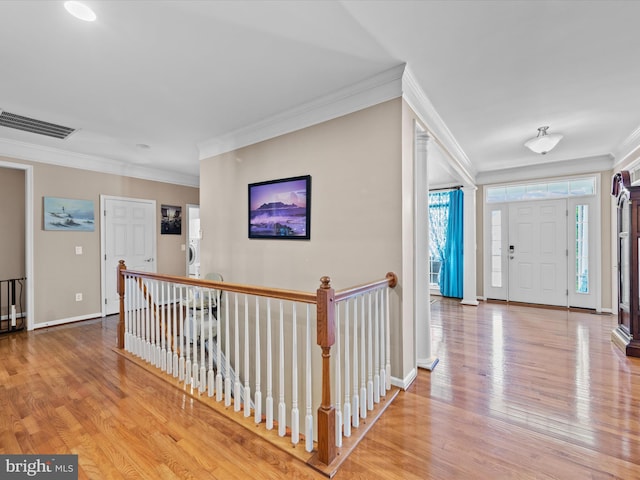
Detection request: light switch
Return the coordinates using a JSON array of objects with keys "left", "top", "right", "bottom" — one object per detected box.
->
[
  {"left": 181, "top": 244, "right": 186, "bottom": 251},
  {"left": 75, "top": 246, "right": 83, "bottom": 255}
]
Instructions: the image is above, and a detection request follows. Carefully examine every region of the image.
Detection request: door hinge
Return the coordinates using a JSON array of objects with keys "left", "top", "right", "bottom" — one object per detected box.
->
[
  {"left": 104, "top": 298, "right": 108, "bottom": 305},
  {"left": 566, "top": 289, "right": 569, "bottom": 296}
]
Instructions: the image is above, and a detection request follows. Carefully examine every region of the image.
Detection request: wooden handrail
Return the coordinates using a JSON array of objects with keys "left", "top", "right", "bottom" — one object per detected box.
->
[
  {"left": 334, "top": 272, "right": 398, "bottom": 302},
  {"left": 120, "top": 268, "right": 317, "bottom": 304}
]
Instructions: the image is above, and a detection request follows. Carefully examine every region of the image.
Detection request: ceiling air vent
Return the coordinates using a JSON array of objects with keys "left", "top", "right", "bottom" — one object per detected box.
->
[{"left": 0, "top": 110, "right": 76, "bottom": 139}]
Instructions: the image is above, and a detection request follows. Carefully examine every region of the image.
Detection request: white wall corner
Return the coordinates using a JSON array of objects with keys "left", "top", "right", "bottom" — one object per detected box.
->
[{"left": 198, "top": 64, "right": 406, "bottom": 160}]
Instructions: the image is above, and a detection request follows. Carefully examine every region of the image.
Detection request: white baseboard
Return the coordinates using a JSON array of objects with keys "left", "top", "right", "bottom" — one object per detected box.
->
[
  {"left": 32, "top": 312, "right": 102, "bottom": 330},
  {"left": 391, "top": 368, "right": 417, "bottom": 390}
]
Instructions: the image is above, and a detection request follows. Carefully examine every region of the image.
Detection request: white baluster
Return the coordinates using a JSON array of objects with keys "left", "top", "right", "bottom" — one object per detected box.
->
[
  {"left": 192, "top": 291, "right": 199, "bottom": 388},
  {"left": 146, "top": 280, "right": 152, "bottom": 362},
  {"left": 224, "top": 291, "right": 231, "bottom": 407},
  {"left": 278, "top": 300, "right": 286, "bottom": 437},
  {"left": 334, "top": 302, "right": 342, "bottom": 448},
  {"left": 385, "top": 286, "right": 391, "bottom": 391},
  {"left": 155, "top": 281, "right": 162, "bottom": 368},
  {"left": 291, "top": 304, "right": 299, "bottom": 445},
  {"left": 266, "top": 299, "right": 273, "bottom": 430},
  {"left": 199, "top": 289, "right": 206, "bottom": 393},
  {"left": 161, "top": 282, "right": 167, "bottom": 373},
  {"left": 149, "top": 280, "right": 156, "bottom": 365},
  {"left": 166, "top": 283, "right": 173, "bottom": 376},
  {"left": 185, "top": 288, "right": 192, "bottom": 386},
  {"left": 373, "top": 288, "right": 380, "bottom": 404},
  {"left": 124, "top": 275, "right": 130, "bottom": 352},
  {"left": 244, "top": 295, "right": 251, "bottom": 417},
  {"left": 234, "top": 293, "right": 241, "bottom": 412},
  {"left": 255, "top": 297, "right": 262, "bottom": 424},
  {"left": 179, "top": 286, "right": 185, "bottom": 382},
  {"left": 172, "top": 284, "right": 179, "bottom": 377},
  {"left": 343, "top": 299, "right": 351, "bottom": 438},
  {"left": 207, "top": 289, "right": 215, "bottom": 397},
  {"left": 379, "top": 287, "right": 386, "bottom": 397},
  {"left": 360, "top": 296, "right": 367, "bottom": 419},
  {"left": 367, "top": 292, "right": 373, "bottom": 411},
  {"left": 305, "top": 304, "right": 313, "bottom": 452},
  {"left": 352, "top": 298, "right": 359, "bottom": 428},
  {"left": 129, "top": 278, "right": 135, "bottom": 354},
  {"left": 216, "top": 289, "right": 223, "bottom": 402}
]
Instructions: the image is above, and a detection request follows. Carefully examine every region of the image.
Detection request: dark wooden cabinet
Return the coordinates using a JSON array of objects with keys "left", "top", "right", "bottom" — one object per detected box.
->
[{"left": 612, "top": 171, "right": 640, "bottom": 357}]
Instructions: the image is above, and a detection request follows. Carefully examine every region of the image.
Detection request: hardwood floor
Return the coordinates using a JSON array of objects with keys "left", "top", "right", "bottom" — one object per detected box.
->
[{"left": 2, "top": 299, "right": 640, "bottom": 479}]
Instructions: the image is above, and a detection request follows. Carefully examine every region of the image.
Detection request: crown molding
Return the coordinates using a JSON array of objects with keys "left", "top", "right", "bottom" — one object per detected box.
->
[
  {"left": 613, "top": 123, "right": 640, "bottom": 169},
  {"left": 402, "top": 66, "right": 476, "bottom": 186},
  {"left": 0, "top": 138, "right": 199, "bottom": 187},
  {"left": 197, "top": 64, "right": 406, "bottom": 160},
  {"left": 476, "top": 154, "right": 614, "bottom": 185}
]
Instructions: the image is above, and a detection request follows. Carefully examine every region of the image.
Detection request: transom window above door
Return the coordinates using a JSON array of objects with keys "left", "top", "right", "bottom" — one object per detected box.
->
[{"left": 486, "top": 177, "right": 596, "bottom": 204}]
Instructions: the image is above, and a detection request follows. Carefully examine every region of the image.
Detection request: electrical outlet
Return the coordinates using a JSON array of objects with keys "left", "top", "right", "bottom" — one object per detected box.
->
[
  {"left": 75, "top": 246, "right": 83, "bottom": 255},
  {"left": 75, "top": 293, "right": 83, "bottom": 302}
]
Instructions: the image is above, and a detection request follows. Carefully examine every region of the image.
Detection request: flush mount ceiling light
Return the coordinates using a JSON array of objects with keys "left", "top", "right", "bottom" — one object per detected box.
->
[
  {"left": 64, "top": 1, "right": 97, "bottom": 22},
  {"left": 524, "top": 126, "right": 563, "bottom": 155}
]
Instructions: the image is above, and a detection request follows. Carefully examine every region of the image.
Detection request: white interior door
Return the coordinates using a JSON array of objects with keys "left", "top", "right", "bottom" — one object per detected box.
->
[
  {"left": 508, "top": 200, "right": 567, "bottom": 306},
  {"left": 101, "top": 196, "right": 156, "bottom": 315}
]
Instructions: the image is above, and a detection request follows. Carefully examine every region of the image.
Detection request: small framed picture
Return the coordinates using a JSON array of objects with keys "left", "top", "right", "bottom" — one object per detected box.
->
[{"left": 161, "top": 204, "right": 182, "bottom": 235}]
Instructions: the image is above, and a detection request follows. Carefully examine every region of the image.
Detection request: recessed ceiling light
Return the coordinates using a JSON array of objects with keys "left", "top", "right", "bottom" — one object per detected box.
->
[{"left": 64, "top": 1, "right": 97, "bottom": 22}]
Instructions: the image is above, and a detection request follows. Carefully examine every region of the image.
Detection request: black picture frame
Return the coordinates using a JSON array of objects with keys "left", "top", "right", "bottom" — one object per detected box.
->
[
  {"left": 248, "top": 175, "right": 311, "bottom": 239},
  {"left": 161, "top": 204, "right": 182, "bottom": 235}
]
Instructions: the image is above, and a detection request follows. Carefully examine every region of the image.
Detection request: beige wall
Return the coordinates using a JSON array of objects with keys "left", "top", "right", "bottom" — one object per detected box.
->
[
  {"left": 1, "top": 156, "right": 199, "bottom": 326},
  {"left": 199, "top": 99, "right": 412, "bottom": 380},
  {"left": 0, "top": 167, "right": 25, "bottom": 280}
]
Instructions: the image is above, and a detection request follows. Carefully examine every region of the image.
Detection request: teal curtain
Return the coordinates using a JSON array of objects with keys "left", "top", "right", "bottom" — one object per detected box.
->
[{"left": 439, "top": 189, "right": 463, "bottom": 298}]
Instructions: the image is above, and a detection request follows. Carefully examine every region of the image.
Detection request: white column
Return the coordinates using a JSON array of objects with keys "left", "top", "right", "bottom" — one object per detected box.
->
[
  {"left": 461, "top": 185, "right": 479, "bottom": 306},
  {"left": 416, "top": 131, "right": 438, "bottom": 371}
]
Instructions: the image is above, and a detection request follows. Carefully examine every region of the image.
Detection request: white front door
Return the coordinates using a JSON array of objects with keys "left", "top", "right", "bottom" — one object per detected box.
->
[
  {"left": 508, "top": 200, "right": 567, "bottom": 307},
  {"left": 101, "top": 196, "right": 156, "bottom": 315}
]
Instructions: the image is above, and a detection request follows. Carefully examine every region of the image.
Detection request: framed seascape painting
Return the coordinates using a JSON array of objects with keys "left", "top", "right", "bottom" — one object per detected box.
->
[
  {"left": 43, "top": 197, "right": 95, "bottom": 231},
  {"left": 248, "top": 175, "right": 311, "bottom": 239}
]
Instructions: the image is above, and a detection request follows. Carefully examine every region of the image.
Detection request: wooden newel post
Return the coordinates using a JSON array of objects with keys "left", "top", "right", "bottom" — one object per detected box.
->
[
  {"left": 316, "top": 275, "right": 336, "bottom": 465},
  {"left": 117, "top": 260, "right": 126, "bottom": 349}
]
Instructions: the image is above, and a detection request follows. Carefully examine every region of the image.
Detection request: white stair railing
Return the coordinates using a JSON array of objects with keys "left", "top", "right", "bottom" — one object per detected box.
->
[{"left": 117, "top": 263, "right": 397, "bottom": 468}]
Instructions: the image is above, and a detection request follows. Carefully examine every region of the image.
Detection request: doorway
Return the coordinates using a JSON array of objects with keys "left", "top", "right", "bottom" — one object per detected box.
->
[
  {"left": 100, "top": 195, "right": 157, "bottom": 316},
  {"left": 484, "top": 180, "right": 599, "bottom": 310},
  {"left": 0, "top": 162, "right": 33, "bottom": 329},
  {"left": 186, "top": 204, "right": 200, "bottom": 278}
]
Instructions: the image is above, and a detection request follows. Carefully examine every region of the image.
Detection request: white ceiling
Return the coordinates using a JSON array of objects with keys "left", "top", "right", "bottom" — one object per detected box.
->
[{"left": 1, "top": 1, "right": 639, "bottom": 187}]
